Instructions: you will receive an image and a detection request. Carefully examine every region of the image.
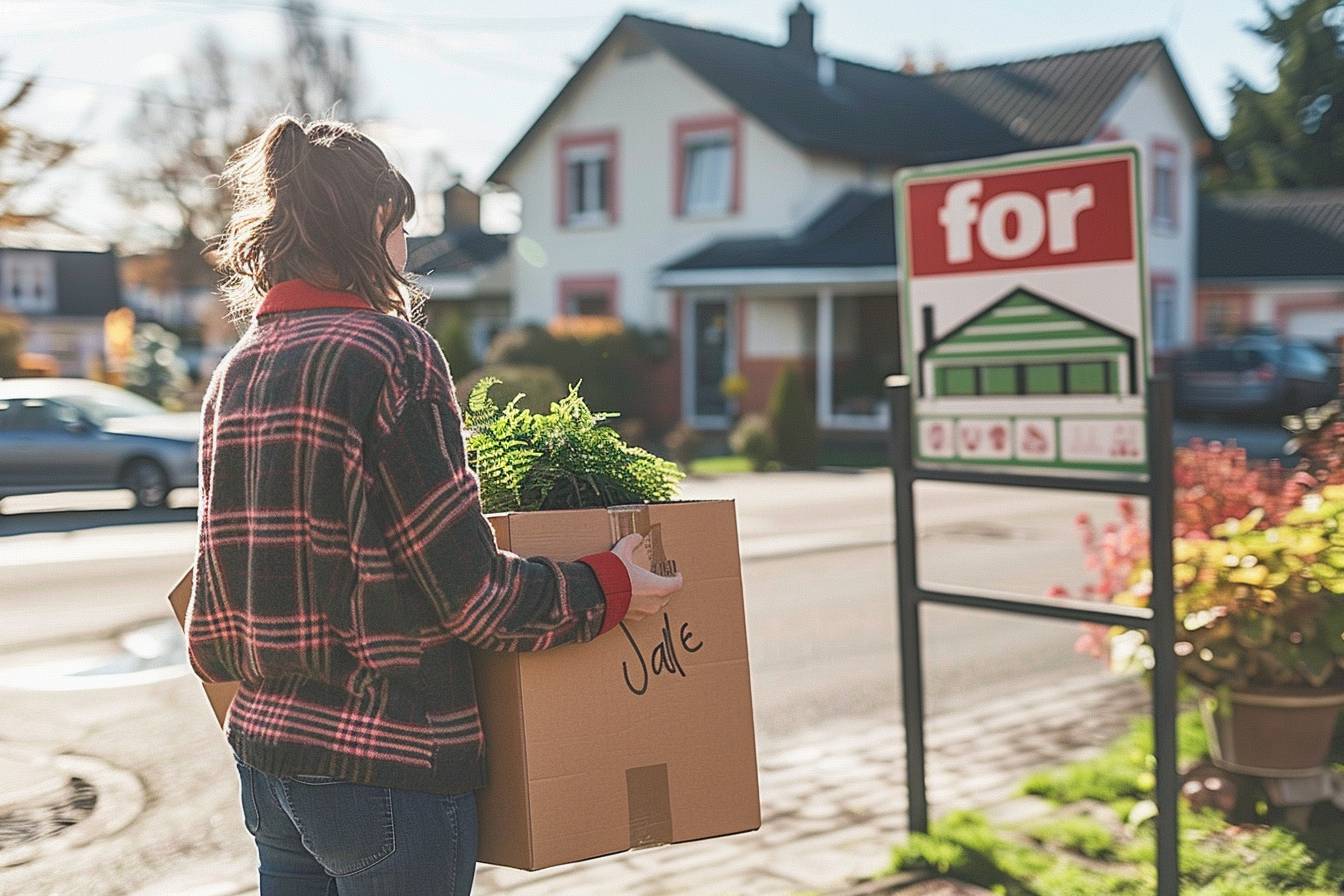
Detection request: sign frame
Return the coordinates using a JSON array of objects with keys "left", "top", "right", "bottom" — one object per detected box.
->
[{"left": 896, "top": 144, "right": 1151, "bottom": 480}]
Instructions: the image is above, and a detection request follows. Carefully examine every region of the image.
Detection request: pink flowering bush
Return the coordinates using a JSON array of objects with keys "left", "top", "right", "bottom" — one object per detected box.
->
[{"left": 1052, "top": 410, "right": 1344, "bottom": 668}]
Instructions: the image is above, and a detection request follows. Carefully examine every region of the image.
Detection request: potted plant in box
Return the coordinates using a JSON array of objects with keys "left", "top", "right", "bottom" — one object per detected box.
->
[
  {"left": 462, "top": 376, "right": 683, "bottom": 512},
  {"left": 1102, "top": 489, "right": 1344, "bottom": 777}
]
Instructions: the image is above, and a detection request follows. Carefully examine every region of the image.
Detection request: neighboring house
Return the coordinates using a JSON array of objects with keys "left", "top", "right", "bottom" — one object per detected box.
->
[
  {"left": 407, "top": 181, "right": 511, "bottom": 361},
  {"left": 0, "top": 227, "right": 122, "bottom": 377},
  {"left": 487, "top": 4, "right": 1211, "bottom": 435},
  {"left": 1196, "top": 190, "right": 1344, "bottom": 345}
]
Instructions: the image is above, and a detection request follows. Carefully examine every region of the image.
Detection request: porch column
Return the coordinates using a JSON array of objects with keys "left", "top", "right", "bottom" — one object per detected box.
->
[{"left": 815, "top": 287, "right": 834, "bottom": 429}]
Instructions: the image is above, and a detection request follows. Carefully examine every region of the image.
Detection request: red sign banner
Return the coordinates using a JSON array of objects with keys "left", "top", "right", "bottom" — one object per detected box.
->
[{"left": 904, "top": 157, "right": 1136, "bottom": 277}]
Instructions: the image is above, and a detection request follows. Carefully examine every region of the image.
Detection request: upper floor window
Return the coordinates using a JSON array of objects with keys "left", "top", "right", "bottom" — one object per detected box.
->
[
  {"left": 675, "top": 115, "right": 741, "bottom": 218},
  {"left": 0, "top": 252, "right": 56, "bottom": 314},
  {"left": 1152, "top": 141, "right": 1179, "bottom": 233},
  {"left": 1151, "top": 273, "right": 1178, "bottom": 351},
  {"left": 557, "top": 131, "right": 618, "bottom": 228}
]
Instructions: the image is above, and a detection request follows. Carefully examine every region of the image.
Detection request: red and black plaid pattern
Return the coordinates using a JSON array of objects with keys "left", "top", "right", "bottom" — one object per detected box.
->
[{"left": 187, "top": 280, "right": 629, "bottom": 795}]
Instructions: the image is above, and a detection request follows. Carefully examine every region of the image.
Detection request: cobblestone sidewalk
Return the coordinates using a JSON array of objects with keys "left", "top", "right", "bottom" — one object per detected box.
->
[
  {"left": 467, "top": 673, "right": 1146, "bottom": 896},
  {"left": 1, "top": 671, "right": 1145, "bottom": 896}
]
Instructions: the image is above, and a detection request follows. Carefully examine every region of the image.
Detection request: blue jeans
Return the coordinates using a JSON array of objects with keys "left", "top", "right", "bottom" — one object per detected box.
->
[{"left": 235, "top": 758, "right": 477, "bottom": 896}]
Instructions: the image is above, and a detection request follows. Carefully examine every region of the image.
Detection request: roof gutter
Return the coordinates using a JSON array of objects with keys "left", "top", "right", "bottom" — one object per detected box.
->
[{"left": 656, "top": 265, "right": 898, "bottom": 288}]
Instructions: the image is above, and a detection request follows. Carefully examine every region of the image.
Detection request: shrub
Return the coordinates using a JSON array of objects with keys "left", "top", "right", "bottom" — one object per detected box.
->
[
  {"left": 662, "top": 421, "right": 703, "bottom": 471},
  {"left": 432, "top": 308, "right": 477, "bottom": 377},
  {"left": 484, "top": 322, "right": 672, "bottom": 433},
  {"left": 730, "top": 413, "right": 777, "bottom": 472},
  {"left": 767, "top": 365, "right": 817, "bottom": 470},
  {"left": 455, "top": 365, "right": 566, "bottom": 414},
  {"left": 0, "top": 313, "right": 24, "bottom": 378},
  {"left": 462, "top": 377, "right": 683, "bottom": 513}
]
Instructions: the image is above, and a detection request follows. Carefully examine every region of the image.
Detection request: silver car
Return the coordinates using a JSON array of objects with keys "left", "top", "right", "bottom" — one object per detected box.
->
[{"left": 0, "top": 379, "right": 199, "bottom": 509}]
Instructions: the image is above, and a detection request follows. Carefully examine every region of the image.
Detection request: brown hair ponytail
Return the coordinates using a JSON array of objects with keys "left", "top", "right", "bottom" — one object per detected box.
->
[{"left": 214, "top": 115, "right": 425, "bottom": 323}]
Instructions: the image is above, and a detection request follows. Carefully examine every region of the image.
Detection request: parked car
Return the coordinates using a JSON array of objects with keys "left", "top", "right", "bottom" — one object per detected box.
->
[
  {"left": 0, "top": 378, "right": 199, "bottom": 509},
  {"left": 1173, "top": 336, "right": 1338, "bottom": 420}
]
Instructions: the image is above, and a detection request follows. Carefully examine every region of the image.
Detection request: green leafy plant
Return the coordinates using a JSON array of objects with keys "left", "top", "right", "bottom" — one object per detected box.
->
[
  {"left": 1098, "top": 488, "right": 1344, "bottom": 691},
  {"left": 463, "top": 377, "right": 683, "bottom": 514},
  {"left": 456, "top": 364, "right": 566, "bottom": 414}
]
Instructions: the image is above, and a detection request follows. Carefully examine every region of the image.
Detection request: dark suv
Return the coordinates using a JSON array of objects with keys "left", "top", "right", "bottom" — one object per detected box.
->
[{"left": 1173, "top": 336, "right": 1338, "bottom": 420}]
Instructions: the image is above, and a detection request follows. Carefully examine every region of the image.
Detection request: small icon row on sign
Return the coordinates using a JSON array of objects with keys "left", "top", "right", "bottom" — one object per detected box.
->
[{"left": 919, "top": 418, "right": 1145, "bottom": 465}]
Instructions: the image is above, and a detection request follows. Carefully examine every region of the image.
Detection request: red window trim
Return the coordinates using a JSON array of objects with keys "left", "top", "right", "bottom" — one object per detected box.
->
[
  {"left": 673, "top": 113, "right": 743, "bottom": 218},
  {"left": 556, "top": 130, "right": 619, "bottom": 228},
  {"left": 1150, "top": 139, "right": 1180, "bottom": 231},
  {"left": 557, "top": 274, "right": 619, "bottom": 318}
]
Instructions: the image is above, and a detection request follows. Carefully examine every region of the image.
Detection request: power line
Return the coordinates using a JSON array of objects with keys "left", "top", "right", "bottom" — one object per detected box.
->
[
  {"left": 6, "top": 0, "right": 601, "bottom": 33},
  {"left": 0, "top": 69, "right": 211, "bottom": 113}
]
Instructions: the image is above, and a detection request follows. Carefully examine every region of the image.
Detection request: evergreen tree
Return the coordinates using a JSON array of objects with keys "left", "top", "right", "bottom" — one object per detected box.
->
[
  {"left": 768, "top": 366, "right": 818, "bottom": 470},
  {"left": 1219, "top": 0, "right": 1344, "bottom": 189}
]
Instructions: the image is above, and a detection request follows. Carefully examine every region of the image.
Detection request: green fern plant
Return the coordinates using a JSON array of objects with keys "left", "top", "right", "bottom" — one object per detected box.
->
[{"left": 464, "top": 377, "right": 683, "bottom": 513}]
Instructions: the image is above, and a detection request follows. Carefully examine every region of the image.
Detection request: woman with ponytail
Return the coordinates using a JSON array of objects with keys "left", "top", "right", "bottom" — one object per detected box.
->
[{"left": 189, "top": 116, "right": 681, "bottom": 895}]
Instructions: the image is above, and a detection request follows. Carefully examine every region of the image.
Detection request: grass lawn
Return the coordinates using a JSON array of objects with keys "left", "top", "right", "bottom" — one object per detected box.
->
[
  {"left": 687, "top": 444, "right": 888, "bottom": 476},
  {"left": 688, "top": 455, "right": 755, "bottom": 475},
  {"left": 887, "top": 712, "right": 1344, "bottom": 895}
]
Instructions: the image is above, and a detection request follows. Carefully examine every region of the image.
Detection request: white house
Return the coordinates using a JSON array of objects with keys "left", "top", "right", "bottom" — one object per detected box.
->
[
  {"left": 0, "top": 227, "right": 123, "bottom": 377},
  {"left": 487, "top": 4, "right": 1211, "bottom": 435}
]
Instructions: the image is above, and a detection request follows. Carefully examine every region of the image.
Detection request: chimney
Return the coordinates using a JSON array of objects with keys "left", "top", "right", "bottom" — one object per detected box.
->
[
  {"left": 921, "top": 305, "right": 936, "bottom": 350},
  {"left": 786, "top": 2, "right": 815, "bottom": 56},
  {"left": 441, "top": 179, "right": 480, "bottom": 234}
]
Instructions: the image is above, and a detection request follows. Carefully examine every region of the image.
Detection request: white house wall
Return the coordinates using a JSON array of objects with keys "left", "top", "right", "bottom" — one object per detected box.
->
[
  {"left": 1097, "top": 63, "right": 1201, "bottom": 350},
  {"left": 504, "top": 38, "right": 866, "bottom": 329}
]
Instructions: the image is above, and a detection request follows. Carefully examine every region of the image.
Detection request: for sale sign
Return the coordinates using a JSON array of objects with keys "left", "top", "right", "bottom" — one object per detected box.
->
[{"left": 897, "top": 144, "right": 1149, "bottom": 478}]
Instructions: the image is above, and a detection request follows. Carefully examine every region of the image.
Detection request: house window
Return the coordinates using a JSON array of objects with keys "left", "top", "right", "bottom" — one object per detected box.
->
[
  {"left": 675, "top": 115, "right": 740, "bottom": 217},
  {"left": 1025, "top": 364, "right": 1063, "bottom": 394},
  {"left": 981, "top": 366, "right": 1017, "bottom": 395},
  {"left": 1151, "top": 274, "right": 1178, "bottom": 351},
  {"left": 0, "top": 252, "right": 57, "bottom": 314},
  {"left": 1152, "top": 142, "right": 1179, "bottom": 232},
  {"left": 936, "top": 367, "right": 977, "bottom": 396},
  {"left": 1066, "top": 361, "right": 1112, "bottom": 394},
  {"left": 557, "top": 132, "right": 617, "bottom": 228},
  {"left": 558, "top": 275, "right": 617, "bottom": 317}
]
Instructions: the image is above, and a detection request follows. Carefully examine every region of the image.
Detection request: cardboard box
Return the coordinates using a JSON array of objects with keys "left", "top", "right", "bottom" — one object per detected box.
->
[
  {"left": 165, "top": 498, "right": 760, "bottom": 870},
  {"left": 166, "top": 570, "right": 238, "bottom": 728},
  {"left": 474, "top": 500, "right": 759, "bottom": 869}
]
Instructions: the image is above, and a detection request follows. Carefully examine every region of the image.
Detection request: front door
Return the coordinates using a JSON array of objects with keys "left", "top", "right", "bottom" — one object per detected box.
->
[{"left": 683, "top": 295, "right": 735, "bottom": 427}]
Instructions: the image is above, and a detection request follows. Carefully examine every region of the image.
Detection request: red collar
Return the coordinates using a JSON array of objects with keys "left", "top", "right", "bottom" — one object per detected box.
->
[{"left": 256, "top": 280, "right": 374, "bottom": 316}]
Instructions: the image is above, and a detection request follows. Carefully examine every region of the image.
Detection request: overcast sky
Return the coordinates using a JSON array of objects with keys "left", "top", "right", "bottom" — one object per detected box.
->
[{"left": 3, "top": 0, "right": 1284, "bottom": 242}]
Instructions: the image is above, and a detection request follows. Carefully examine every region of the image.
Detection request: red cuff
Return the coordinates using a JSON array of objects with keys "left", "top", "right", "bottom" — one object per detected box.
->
[{"left": 579, "top": 551, "right": 632, "bottom": 636}]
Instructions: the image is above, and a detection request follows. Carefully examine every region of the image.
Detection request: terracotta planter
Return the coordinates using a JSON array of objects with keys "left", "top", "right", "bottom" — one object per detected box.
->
[{"left": 1200, "top": 687, "right": 1344, "bottom": 778}]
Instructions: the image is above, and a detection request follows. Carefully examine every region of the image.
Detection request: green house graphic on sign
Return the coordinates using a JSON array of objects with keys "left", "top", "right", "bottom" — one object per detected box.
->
[{"left": 918, "top": 288, "right": 1138, "bottom": 402}]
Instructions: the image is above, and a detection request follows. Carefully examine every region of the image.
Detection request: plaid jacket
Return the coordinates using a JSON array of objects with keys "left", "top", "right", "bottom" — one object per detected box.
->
[{"left": 187, "top": 280, "right": 631, "bottom": 795}]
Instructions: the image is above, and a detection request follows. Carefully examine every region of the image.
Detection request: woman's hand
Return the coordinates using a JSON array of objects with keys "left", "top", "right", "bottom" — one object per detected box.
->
[{"left": 612, "top": 534, "right": 684, "bottom": 621}]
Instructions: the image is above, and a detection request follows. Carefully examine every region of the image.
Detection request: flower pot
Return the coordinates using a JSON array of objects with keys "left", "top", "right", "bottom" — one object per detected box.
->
[{"left": 1200, "top": 687, "right": 1344, "bottom": 778}]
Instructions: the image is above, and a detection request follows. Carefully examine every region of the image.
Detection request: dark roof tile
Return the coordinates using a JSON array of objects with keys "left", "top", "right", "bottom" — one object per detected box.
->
[
  {"left": 664, "top": 189, "right": 895, "bottom": 271},
  {"left": 1199, "top": 190, "right": 1344, "bottom": 281},
  {"left": 491, "top": 14, "right": 1187, "bottom": 182}
]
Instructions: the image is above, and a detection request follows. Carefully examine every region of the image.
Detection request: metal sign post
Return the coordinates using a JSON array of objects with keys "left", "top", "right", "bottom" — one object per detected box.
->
[{"left": 887, "top": 373, "right": 1180, "bottom": 895}]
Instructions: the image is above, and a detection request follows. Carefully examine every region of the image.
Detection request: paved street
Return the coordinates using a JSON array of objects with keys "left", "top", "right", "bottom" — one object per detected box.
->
[{"left": 0, "top": 471, "right": 1148, "bottom": 894}]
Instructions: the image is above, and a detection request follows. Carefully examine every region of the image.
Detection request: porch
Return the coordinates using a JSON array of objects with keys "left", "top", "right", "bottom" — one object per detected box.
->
[{"left": 657, "top": 188, "right": 901, "bottom": 435}]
